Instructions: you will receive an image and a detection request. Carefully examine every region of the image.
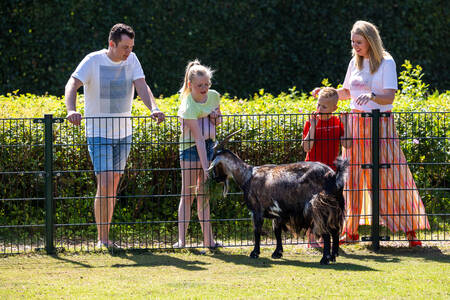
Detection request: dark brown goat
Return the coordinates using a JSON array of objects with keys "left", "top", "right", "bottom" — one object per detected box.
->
[{"left": 209, "top": 148, "right": 348, "bottom": 264}]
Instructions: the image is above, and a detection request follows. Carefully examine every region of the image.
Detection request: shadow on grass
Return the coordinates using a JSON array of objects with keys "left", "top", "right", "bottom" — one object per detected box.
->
[
  {"left": 209, "top": 249, "right": 377, "bottom": 271},
  {"left": 339, "top": 245, "right": 450, "bottom": 263},
  {"left": 109, "top": 249, "right": 210, "bottom": 271},
  {"left": 50, "top": 254, "right": 94, "bottom": 268}
]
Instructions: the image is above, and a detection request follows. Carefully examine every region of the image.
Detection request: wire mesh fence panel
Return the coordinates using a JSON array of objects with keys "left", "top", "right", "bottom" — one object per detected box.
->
[
  {"left": 0, "top": 118, "right": 46, "bottom": 254},
  {"left": 0, "top": 112, "right": 448, "bottom": 253}
]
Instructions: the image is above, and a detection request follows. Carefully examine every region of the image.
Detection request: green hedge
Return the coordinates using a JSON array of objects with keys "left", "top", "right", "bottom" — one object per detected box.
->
[
  {"left": 0, "top": 63, "right": 448, "bottom": 240},
  {"left": 1, "top": 0, "right": 448, "bottom": 97}
]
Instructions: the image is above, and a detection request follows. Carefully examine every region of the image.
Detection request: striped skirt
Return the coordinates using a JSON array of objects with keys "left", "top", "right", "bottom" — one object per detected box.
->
[{"left": 342, "top": 112, "right": 430, "bottom": 234}]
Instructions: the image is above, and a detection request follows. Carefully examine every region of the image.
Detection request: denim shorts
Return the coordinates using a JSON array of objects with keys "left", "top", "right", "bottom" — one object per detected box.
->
[
  {"left": 179, "top": 139, "right": 214, "bottom": 162},
  {"left": 87, "top": 135, "right": 132, "bottom": 174}
]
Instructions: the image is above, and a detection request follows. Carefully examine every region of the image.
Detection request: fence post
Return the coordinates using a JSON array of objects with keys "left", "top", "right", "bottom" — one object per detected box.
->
[
  {"left": 44, "top": 114, "right": 55, "bottom": 254},
  {"left": 371, "top": 109, "right": 380, "bottom": 251}
]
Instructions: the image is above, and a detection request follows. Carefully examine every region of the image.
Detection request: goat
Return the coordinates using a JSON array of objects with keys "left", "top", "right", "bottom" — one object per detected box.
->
[{"left": 208, "top": 142, "right": 348, "bottom": 265}]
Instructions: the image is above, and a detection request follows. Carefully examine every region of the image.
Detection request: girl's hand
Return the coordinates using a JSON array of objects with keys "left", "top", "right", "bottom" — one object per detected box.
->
[
  {"left": 208, "top": 107, "right": 221, "bottom": 125},
  {"left": 311, "top": 87, "right": 321, "bottom": 98},
  {"left": 355, "top": 93, "right": 372, "bottom": 106}
]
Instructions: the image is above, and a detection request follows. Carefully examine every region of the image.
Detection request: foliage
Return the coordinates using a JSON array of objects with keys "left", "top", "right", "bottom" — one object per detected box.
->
[
  {"left": 0, "top": 1, "right": 448, "bottom": 97},
  {"left": 0, "top": 62, "right": 448, "bottom": 242}
]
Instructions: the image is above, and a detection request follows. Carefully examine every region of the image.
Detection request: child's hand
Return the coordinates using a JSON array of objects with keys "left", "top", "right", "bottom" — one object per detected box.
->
[{"left": 309, "top": 112, "right": 318, "bottom": 127}]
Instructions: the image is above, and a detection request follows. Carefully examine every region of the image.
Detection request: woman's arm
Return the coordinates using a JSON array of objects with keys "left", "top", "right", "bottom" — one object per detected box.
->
[
  {"left": 337, "top": 88, "right": 351, "bottom": 101},
  {"left": 355, "top": 89, "right": 396, "bottom": 106},
  {"left": 312, "top": 87, "right": 351, "bottom": 101},
  {"left": 183, "top": 119, "right": 209, "bottom": 176}
]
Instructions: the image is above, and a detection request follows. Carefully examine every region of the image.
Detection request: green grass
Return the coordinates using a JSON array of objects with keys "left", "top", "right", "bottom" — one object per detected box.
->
[{"left": 0, "top": 244, "right": 448, "bottom": 299}]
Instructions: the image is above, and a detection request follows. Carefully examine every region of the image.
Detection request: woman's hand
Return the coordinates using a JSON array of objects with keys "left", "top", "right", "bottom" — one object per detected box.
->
[
  {"left": 311, "top": 87, "right": 321, "bottom": 98},
  {"left": 355, "top": 93, "right": 372, "bottom": 106}
]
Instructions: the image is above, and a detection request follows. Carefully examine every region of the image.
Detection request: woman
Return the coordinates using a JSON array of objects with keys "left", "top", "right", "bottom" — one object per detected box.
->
[
  {"left": 174, "top": 59, "right": 222, "bottom": 248},
  {"left": 313, "top": 20, "right": 429, "bottom": 246}
]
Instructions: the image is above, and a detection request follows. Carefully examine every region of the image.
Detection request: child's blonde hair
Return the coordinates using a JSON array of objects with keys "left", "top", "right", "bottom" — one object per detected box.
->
[
  {"left": 318, "top": 87, "right": 339, "bottom": 106},
  {"left": 179, "top": 59, "right": 214, "bottom": 99},
  {"left": 351, "top": 20, "right": 389, "bottom": 74}
]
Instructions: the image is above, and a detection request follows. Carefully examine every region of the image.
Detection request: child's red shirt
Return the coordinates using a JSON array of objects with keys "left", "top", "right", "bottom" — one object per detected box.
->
[{"left": 302, "top": 116, "right": 344, "bottom": 171}]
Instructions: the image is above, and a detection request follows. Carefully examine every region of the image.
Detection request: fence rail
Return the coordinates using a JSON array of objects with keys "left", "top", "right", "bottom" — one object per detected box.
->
[{"left": 0, "top": 111, "right": 448, "bottom": 254}]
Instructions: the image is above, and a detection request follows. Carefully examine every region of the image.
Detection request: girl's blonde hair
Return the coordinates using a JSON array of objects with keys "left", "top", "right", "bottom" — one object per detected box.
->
[
  {"left": 351, "top": 20, "right": 389, "bottom": 74},
  {"left": 179, "top": 59, "right": 214, "bottom": 99}
]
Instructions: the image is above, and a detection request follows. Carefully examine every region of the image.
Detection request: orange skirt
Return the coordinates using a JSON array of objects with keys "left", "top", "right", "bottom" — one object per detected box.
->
[{"left": 342, "top": 111, "right": 430, "bottom": 234}]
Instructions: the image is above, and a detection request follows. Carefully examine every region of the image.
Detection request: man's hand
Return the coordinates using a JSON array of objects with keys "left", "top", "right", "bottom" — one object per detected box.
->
[
  {"left": 67, "top": 110, "right": 82, "bottom": 126},
  {"left": 151, "top": 110, "right": 165, "bottom": 124}
]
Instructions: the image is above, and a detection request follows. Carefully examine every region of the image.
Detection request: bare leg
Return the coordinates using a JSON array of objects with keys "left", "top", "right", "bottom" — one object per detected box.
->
[
  {"left": 177, "top": 160, "right": 199, "bottom": 247},
  {"left": 196, "top": 170, "right": 215, "bottom": 247},
  {"left": 95, "top": 171, "right": 121, "bottom": 243}
]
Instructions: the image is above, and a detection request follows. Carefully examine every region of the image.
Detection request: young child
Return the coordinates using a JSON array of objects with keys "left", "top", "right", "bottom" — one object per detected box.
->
[
  {"left": 174, "top": 59, "right": 222, "bottom": 249},
  {"left": 302, "top": 87, "right": 352, "bottom": 247}
]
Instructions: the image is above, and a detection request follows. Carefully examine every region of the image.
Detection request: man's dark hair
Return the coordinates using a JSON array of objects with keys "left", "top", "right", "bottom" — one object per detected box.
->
[{"left": 108, "top": 23, "right": 135, "bottom": 45}]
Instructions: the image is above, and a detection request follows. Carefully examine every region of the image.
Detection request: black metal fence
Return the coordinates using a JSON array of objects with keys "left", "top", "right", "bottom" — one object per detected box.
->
[{"left": 0, "top": 111, "right": 448, "bottom": 254}]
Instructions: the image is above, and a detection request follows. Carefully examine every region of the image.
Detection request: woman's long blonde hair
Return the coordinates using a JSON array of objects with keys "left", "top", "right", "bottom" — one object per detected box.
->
[
  {"left": 179, "top": 59, "right": 214, "bottom": 99},
  {"left": 351, "top": 20, "right": 390, "bottom": 74}
]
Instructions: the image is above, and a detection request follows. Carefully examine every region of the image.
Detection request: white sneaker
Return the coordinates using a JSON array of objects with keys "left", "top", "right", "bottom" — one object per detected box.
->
[{"left": 172, "top": 242, "right": 184, "bottom": 248}]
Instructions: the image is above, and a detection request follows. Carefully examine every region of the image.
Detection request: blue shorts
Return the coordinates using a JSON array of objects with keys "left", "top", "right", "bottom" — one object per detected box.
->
[
  {"left": 179, "top": 139, "right": 214, "bottom": 162},
  {"left": 87, "top": 135, "right": 132, "bottom": 175}
]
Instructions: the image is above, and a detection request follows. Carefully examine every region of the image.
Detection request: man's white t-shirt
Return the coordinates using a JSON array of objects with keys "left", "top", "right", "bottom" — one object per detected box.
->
[
  {"left": 343, "top": 56, "right": 397, "bottom": 112},
  {"left": 72, "top": 49, "right": 145, "bottom": 138}
]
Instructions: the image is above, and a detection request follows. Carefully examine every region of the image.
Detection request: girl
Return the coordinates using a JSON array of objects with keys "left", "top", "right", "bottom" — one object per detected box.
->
[{"left": 174, "top": 59, "right": 222, "bottom": 248}]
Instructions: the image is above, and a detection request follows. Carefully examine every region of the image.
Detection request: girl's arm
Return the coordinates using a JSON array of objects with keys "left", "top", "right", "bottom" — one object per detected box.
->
[{"left": 183, "top": 119, "right": 209, "bottom": 176}]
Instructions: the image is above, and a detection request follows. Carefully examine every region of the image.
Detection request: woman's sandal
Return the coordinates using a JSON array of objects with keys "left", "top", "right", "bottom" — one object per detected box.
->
[
  {"left": 208, "top": 242, "right": 223, "bottom": 250},
  {"left": 407, "top": 231, "right": 422, "bottom": 247}
]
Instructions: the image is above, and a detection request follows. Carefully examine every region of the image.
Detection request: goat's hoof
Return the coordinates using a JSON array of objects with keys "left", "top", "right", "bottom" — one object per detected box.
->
[
  {"left": 250, "top": 251, "right": 260, "bottom": 259},
  {"left": 271, "top": 251, "right": 283, "bottom": 259},
  {"left": 320, "top": 255, "right": 331, "bottom": 265}
]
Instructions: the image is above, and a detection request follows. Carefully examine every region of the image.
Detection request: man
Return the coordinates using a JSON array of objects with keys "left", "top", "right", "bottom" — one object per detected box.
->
[{"left": 65, "top": 23, "right": 165, "bottom": 248}]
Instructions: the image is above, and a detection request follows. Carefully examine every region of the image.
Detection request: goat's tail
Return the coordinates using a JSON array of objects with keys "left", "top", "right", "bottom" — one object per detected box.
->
[
  {"left": 333, "top": 156, "right": 349, "bottom": 191},
  {"left": 310, "top": 191, "right": 345, "bottom": 236}
]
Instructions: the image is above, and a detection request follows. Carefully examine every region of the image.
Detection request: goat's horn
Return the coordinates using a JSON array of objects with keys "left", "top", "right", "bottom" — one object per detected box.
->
[{"left": 218, "top": 128, "right": 243, "bottom": 148}]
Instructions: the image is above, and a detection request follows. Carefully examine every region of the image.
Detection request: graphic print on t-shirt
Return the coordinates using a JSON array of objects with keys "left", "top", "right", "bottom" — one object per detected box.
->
[
  {"left": 350, "top": 69, "right": 372, "bottom": 93},
  {"left": 99, "top": 65, "right": 131, "bottom": 113}
]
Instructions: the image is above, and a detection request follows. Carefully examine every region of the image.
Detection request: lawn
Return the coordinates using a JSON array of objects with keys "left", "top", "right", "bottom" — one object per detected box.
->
[{"left": 0, "top": 243, "right": 448, "bottom": 299}]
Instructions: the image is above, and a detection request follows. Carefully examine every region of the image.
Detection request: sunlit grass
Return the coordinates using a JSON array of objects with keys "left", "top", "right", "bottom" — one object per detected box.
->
[{"left": 0, "top": 244, "right": 448, "bottom": 299}]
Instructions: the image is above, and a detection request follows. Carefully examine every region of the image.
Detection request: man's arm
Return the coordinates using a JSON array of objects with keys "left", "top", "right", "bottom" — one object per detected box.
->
[
  {"left": 65, "top": 76, "right": 83, "bottom": 126},
  {"left": 134, "top": 78, "right": 165, "bottom": 124}
]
